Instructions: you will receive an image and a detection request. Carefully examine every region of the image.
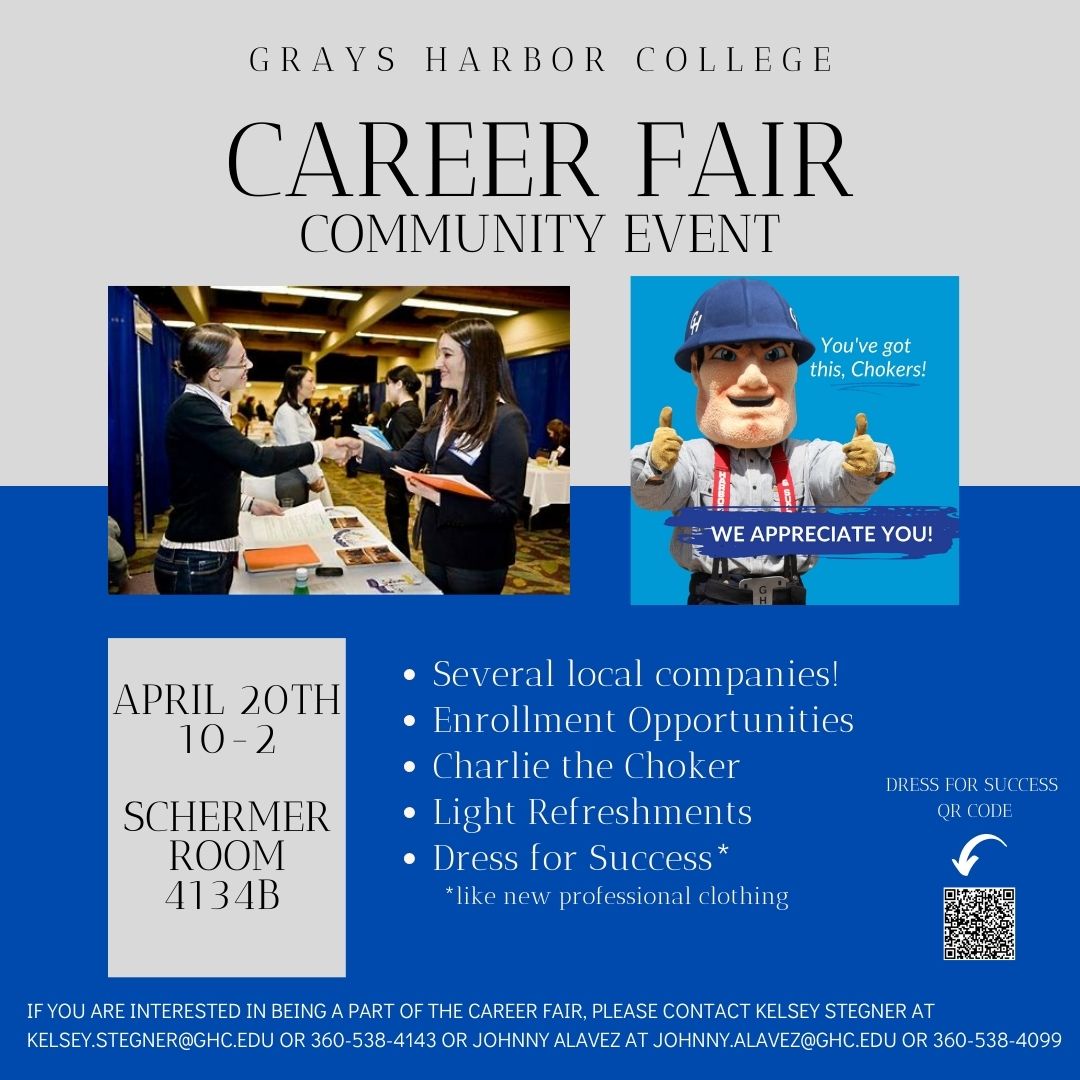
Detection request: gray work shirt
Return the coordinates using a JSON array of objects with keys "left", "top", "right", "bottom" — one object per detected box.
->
[{"left": 630, "top": 436, "right": 895, "bottom": 577}]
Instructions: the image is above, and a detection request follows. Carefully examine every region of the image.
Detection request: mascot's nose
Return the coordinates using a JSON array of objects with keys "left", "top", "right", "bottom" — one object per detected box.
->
[{"left": 737, "top": 361, "right": 769, "bottom": 388}]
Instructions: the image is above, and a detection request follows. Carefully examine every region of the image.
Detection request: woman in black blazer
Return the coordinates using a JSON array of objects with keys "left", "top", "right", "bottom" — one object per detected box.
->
[
  {"left": 380, "top": 364, "right": 425, "bottom": 560},
  {"left": 355, "top": 319, "right": 528, "bottom": 594}
]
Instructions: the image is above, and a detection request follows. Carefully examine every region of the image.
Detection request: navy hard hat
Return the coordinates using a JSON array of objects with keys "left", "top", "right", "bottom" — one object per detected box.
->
[{"left": 674, "top": 278, "right": 815, "bottom": 370}]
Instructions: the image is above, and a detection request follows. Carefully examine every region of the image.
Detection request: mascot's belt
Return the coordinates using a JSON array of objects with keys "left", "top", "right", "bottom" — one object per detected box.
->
[{"left": 690, "top": 570, "right": 806, "bottom": 606}]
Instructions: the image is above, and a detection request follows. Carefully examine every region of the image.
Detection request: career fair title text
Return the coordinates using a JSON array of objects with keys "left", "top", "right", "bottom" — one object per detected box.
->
[{"left": 228, "top": 119, "right": 850, "bottom": 256}]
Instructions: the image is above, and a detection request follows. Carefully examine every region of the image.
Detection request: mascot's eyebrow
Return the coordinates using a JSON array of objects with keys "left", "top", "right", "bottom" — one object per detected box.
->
[{"left": 703, "top": 341, "right": 792, "bottom": 358}]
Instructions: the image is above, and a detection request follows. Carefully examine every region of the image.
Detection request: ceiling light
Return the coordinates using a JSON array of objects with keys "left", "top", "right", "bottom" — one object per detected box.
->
[
  {"left": 224, "top": 322, "right": 325, "bottom": 334},
  {"left": 211, "top": 286, "right": 364, "bottom": 302},
  {"left": 357, "top": 332, "right": 438, "bottom": 343},
  {"left": 402, "top": 298, "right": 518, "bottom": 317},
  {"left": 164, "top": 319, "right": 324, "bottom": 335}
]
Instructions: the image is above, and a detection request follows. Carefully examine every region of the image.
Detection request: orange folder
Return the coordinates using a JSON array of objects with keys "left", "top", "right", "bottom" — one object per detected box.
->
[
  {"left": 243, "top": 544, "right": 322, "bottom": 573},
  {"left": 392, "top": 467, "right": 492, "bottom": 500}
]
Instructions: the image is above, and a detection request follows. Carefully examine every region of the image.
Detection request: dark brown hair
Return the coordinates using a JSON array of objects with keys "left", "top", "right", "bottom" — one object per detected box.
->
[
  {"left": 546, "top": 419, "right": 569, "bottom": 445},
  {"left": 172, "top": 323, "right": 239, "bottom": 384},
  {"left": 275, "top": 364, "right": 314, "bottom": 411},
  {"left": 386, "top": 363, "right": 421, "bottom": 398},
  {"left": 421, "top": 318, "right": 520, "bottom": 450}
]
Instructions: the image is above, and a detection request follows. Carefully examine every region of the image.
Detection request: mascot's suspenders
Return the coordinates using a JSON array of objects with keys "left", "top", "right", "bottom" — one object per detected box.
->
[
  {"left": 710, "top": 443, "right": 796, "bottom": 510},
  {"left": 705, "top": 443, "right": 801, "bottom": 605}
]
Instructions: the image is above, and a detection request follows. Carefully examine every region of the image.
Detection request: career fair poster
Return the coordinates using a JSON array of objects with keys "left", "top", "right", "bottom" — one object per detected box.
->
[{"left": 4, "top": 2, "right": 1075, "bottom": 1077}]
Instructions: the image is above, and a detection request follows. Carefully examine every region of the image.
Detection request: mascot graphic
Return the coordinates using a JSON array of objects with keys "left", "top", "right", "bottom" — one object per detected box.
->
[{"left": 630, "top": 279, "right": 894, "bottom": 605}]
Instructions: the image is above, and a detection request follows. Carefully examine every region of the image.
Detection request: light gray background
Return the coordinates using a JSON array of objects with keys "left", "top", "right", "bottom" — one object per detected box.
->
[
  {"left": 108, "top": 639, "right": 345, "bottom": 977},
  {"left": 6, "top": 1, "right": 1073, "bottom": 486}
]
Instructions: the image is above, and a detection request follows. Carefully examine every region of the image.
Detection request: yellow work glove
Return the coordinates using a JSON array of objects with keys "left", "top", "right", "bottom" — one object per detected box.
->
[
  {"left": 649, "top": 406, "right": 683, "bottom": 473},
  {"left": 841, "top": 412, "right": 879, "bottom": 477}
]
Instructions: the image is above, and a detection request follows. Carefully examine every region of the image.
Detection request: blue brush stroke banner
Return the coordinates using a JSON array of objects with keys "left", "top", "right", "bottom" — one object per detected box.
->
[{"left": 667, "top": 505, "right": 959, "bottom": 558}]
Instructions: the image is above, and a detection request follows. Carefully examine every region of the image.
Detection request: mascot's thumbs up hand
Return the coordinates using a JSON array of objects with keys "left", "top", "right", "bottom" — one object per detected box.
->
[
  {"left": 649, "top": 406, "right": 684, "bottom": 473},
  {"left": 841, "top": 412, "right": 880, "bottom": 477}
]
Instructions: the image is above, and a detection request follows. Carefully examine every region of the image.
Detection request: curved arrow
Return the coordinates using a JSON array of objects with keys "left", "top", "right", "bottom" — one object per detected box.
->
[{"left": 952, "top": 833, "right": 1006, "bottom": 876}]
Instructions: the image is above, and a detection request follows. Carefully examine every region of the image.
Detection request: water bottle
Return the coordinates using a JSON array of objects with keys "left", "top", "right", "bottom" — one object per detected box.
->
[{"left": 293, "top": 567, "right": 310, "bottom": 595}]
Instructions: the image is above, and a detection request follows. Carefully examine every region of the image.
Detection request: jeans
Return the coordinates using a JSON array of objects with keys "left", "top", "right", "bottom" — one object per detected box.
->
[
  {"left": 424, "top": 561, "right": 508, "bottom": 595},
  {"left": 154, "top": 548, "right": 237, "bottom": 595}
]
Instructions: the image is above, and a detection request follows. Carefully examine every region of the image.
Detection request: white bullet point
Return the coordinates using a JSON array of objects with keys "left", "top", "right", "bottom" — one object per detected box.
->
[
  {"left": 403, "top": 806, "right": 416, "bottom": 819},
  {"left": 403, "top": 760, "right": 416, "bottom": 773},
  {"left": 403, "top": 852, "right": 416, "bottom": 865},
  {"left": 403, "top": 668, "right": 415, "bottom": 681},
  {"left": 403, "top": 714, "right": 416, "bottom": 727}
]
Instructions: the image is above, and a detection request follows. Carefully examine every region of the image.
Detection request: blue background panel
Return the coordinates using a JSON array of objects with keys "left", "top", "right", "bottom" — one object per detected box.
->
[
  {"left": 630, "top": 277, "right": 959, "bottom": 605},
  {"left": 5, "top": 485, "right": 1074, "bottom": 1079}
]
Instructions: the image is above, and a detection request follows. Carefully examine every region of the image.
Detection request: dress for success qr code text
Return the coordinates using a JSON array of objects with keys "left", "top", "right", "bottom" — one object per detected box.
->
[{"left": 944, "top": 887, "right": 1016, "bottom": 960}]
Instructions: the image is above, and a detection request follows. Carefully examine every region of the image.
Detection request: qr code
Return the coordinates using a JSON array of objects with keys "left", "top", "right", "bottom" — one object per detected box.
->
[{"left": 944, "top": 887, "right": 1016, "bottom": 960}]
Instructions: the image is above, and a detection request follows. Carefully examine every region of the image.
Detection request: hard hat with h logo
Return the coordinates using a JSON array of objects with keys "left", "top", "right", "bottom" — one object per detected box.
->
[{"left": 674, "top": 278, "right": 816, "bottom": 370}]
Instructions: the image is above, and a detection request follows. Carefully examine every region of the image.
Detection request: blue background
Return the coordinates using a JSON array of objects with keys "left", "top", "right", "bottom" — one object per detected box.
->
[
  {"left": 630, "top": 277, "right": 960, "bottom": 605},
  {"left": 5, "top": 485, "right": 1074, "bottom": 1079}
]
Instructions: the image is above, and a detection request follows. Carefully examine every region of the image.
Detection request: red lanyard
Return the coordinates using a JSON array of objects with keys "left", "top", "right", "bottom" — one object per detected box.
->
[{"left": 712, "top": 444, "right": 796, "bottom": 511}]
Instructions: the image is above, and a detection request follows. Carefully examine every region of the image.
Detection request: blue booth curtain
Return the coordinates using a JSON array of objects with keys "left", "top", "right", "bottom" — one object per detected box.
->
[
  {"left": 508, "top": 348, "right": 571, "bottom": 456},
  {"left": 107, "top": 287, "right": 182, "bottom": 553},
  {"left": 108, "top": 288, "right": 139, "bottom": 551},
  {"left": 140, "top": 315, "right": 182, "bottom": 527}
]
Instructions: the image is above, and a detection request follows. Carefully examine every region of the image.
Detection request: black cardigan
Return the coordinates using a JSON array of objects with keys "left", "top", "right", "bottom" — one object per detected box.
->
[
  {"left": 360, "top": 402, "right": 528, "bottom": 570},
  {"left": 163, "top": 393, "right": 318, "bottom": 543},
  {"left": 385, "top": 400, "right": 423, "bottom": 450}
]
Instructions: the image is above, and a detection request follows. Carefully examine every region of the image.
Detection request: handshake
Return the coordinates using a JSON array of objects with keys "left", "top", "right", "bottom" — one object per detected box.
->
[{"left": 321, "top": 437, "right": 365, "bottom": 467}]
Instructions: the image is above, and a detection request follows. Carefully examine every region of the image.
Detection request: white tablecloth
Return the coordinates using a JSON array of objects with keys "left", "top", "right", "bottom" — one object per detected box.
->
[
  {"left": 523, "top": 460, "right": 570, "bottom": 517},
  {"left": 246, "top": 421, "right": 274, "bottom": 443}
]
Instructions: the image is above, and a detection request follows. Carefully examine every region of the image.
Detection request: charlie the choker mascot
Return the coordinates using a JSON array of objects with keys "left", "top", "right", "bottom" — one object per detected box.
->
[{"left": 630, "top": 279, "right": 895, "bottom": 605}]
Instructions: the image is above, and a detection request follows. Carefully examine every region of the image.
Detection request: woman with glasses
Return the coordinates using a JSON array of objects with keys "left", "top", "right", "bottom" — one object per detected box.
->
[
  {"left": 271, "top": 364, "right": 327, "bottom": 507},
  {"left": 352, "top": 318, "right": 528, "bottom": 594},
  {"left": 154, "top": 323, "right": 357, "bottom": 594}
]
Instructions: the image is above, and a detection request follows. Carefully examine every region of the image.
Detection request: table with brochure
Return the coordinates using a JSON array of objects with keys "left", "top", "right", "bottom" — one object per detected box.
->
[{"left": 230, "top": 501, "right": 441, "bottom": 596}]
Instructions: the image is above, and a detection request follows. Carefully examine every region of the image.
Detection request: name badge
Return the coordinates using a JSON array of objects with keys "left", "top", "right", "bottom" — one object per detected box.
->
[{"left": 449, "top": 439, "right": 483, "bottom": 466}]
